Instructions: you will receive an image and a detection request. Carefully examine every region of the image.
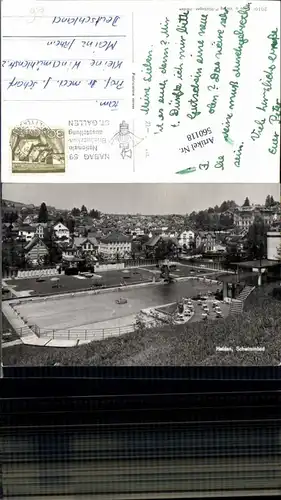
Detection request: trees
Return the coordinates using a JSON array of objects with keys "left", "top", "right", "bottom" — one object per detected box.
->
[
  {"left": 140, "top": 234, "right": 150, "bottom": 245},
  {"left": 44, "top": 228, "right": 62, "bottom": 265},
  {"left": 219, "top": 200, "right": 237, "bottom": 212},
  {"left": 219, "top": 213, "right": 234, "bottom": 229},
  {"left": 66, "top": 218, "right": 75, "bottom": 235},
  {"left": 2, "top": 239, "right": 25, "bottom": 271},
  {"left": 219, "top": 201, "right": 229, "bottom": 212},
  {"left": 242, "top": 197, "right": 250, "bottom": 207},
  {"left": 265, "top": 195, "right": 271, "bottom": 207},
  {"left": 195, "top": 210, "right": 210, "bottom": 230},
  {"left": 81, "top": 204, "right": 88, "bottom": 215},
  {"left": 89, "top": 208, "right": 101, "bottom": 219},
  {"left": 223, "top": 242, "right": 244, "bottom": 270},
  {"left": 247, "top": 216, "right": 268, "bottom": 260},
  {"left": 48, "top": 243, "right": 62, "bottom": 265},
  {"left": 71, "top": 207, "right": 80, "bottom": 216},
  {"left": 193, "top": 204, "right": 235, "bottom": 231},
  {"left": 154, "top": 238, "right": 178, "bottom": 263},
  {"left": 2, "top": 211, "right": 18, "bottom": 224},
  {"left": 38, "top": 202, "right": 48, "bottom": 223},
  {"left": 265, "top": 195, "right": 275, "bottom": 207},
  {"left": 270, "top": 195, "right": 276, "bottom": 206}
]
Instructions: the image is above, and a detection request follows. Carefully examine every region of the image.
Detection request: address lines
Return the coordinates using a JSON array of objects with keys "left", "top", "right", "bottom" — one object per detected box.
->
[
  {"left": 3, "top": 98, "right": 125, "bottom": 102},
  {"left": 3, "top": 75, "right": 127, "bottom": 101},
  {"left": 3, "top": 34, "right": 128, "bottom": 101},
  {"left": 2, "top": 35, "right": 127, "bottom": 38}
]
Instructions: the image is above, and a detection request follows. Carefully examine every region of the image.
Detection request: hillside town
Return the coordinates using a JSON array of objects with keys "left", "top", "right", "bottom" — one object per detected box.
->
[
  {"left": 2, "top": 184, "right": 281, "bottom": 367},
  {"left": 2, "top": 195, "right": 281, "bottom": 274}
]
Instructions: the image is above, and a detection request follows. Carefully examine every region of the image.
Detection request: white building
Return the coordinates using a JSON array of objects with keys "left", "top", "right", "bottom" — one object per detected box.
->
[
  {"left": 178, "top": 230, "right": 195, "bottom": 248},
  {"left": 130, "top": 227, "right": 145, "bottom": 237},
  {"left": 33, "top": 223, "right": 47, "bottom": 239},
  {"left": 267, "top": 231, "right": 281, "bottom": 260},
  {"left": 233, "top": 205, "right": 280, "bottom": 229},
  {"left": 99, "top": 232, "right": 132, "bottom": 258},
  {"left": 53, "top": 222, "right": 70, "bottom": 241},
  {"left": 17, "top": 225, "right": 35, "bottom": 242}
]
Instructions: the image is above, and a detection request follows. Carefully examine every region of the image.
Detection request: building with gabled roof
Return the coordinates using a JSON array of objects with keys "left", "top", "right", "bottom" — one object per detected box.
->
[
  {"left": 146, "top": 234, "right": 179, "bottom": 249},
  {"left": 24, "top": 236, "right": 49, "bottom": 264},
  {"left": 195, "top": 232, "right": 216, "bottom": 252},
  {"left": 73, "top": 236, "right": 99, "bottom": 255},
  {"left": 17, "top": 224, "right": 36, "bottom": 242},
  {"left": 99, "top": 231, "right": 132, "bottom": 258}
]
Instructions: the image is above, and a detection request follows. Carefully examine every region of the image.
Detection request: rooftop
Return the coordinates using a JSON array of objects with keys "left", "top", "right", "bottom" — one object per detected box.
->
[
  {"left": 233, "top": 259, "right": 281, "bottom": 269},
  {"left": 217, "top": 272, "right": 255, "bottom": 284},
  {"left": 146, "top": 234, "right": 179, "bottom": 247},
  {"left": 19, "top": 225, "right": 35, "bottom": 232},
  {"left": 24, "top": 236, "right": 47, "bottom": 253},
  {"left": 100, "top": 231, "right": 131, "bottom": 243},
  {"left": 74, "top": 236, "right": 99, "bottom": 247}
]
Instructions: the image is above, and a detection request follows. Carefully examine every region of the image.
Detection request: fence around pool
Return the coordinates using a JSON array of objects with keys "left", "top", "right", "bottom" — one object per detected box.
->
[{"left": 14, "top": 324, "right": 138, "bottom": 341}]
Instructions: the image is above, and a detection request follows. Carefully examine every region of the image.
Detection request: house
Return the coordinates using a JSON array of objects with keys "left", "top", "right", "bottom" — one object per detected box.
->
[
  {"left": 53, "top": 222, "right": 70, "bottom": 241},
  {"left": 22, "top": 215, "right": 34, "bottom": 225},
  {"left": 146, "top": 234, "right": 180, "bottom": 258},
  {"left": 130, "top": 227, "right": 145, "bottom": 237},
  {"left": 135, "top": 227, "right": 145, "bottom": 236},
  {"left": 195, "top": 232, "right": 216, "bottom": 252},
  {"left": 212, "top": 244, "right": 226, "bottom": 253},
  {"left": 73, "top": 236, "right": 99, "bottom": 256},
  {"left": 33, "top": 223, "right": 48, "bottom": 239},
  {"left": 62, "top": 246, "right": 77, "bottom": 258},
  {"left": 178, "top": 230, "right": 195, "bottom": 249},
  {"left": 17, "top": 224, "right": 35, "bottom": 242},
  {"left": 233, "top": 205, "right": 280, "bottom": 228},
  {"left": 99, "top": 232, "right": 132, "bottom": 258},
  {"left": 24, "top": 237, "right": 49, "bottom": 265}
]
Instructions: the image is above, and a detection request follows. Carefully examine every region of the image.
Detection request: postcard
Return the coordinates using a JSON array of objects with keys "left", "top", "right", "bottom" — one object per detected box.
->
[
  {"left": 2, "top": 181, "right": 281, "bottom": 367},
  {"left": 1, "top": 0, "right": 280, "bottom": 182}
]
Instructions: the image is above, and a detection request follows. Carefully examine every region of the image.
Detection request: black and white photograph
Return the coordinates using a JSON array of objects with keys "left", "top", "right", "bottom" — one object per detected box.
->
[{"left": 2, "top": 183, "right": 281, "bottom": 366}]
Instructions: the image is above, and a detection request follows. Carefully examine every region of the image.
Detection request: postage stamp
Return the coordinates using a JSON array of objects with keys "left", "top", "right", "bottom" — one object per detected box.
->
[{"left": 10, "top": 119, "right": 66, "bottom": 173}]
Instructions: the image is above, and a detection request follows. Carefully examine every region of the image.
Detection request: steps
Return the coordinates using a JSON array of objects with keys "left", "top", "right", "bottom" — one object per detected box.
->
[
  {"left": 229, "top": 299, "right": 243, "bottom": 316},
  {"left": 229, "top": 286, "right": 255, "bottom": 316},
  {"left": 237, "top": 285, "right": 255, "bottom": 301}
]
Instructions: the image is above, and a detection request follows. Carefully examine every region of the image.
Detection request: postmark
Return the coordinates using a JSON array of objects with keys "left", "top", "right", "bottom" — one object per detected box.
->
[
  {"left": 10, "top": 119, "right": 66, "bottom": 173},
  {"left": 110, "top": 120, "right": 143, "bottom": 159}
]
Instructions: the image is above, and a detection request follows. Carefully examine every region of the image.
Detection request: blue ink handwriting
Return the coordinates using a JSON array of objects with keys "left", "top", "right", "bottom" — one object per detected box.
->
[
  {"left": 52, "top": 16, "right": 120, "bottom": 27},
  {"left": 7, "top": 76, "right": 124, "bottom": 91}
]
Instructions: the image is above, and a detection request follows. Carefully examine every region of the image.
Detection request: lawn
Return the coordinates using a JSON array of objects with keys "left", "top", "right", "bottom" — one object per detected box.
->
[
  {"left": 4, "top": 268, "right": 155, "bottom": 297},
  {"left": 3, "top": 285, "right": 281, "bottom": 366}
]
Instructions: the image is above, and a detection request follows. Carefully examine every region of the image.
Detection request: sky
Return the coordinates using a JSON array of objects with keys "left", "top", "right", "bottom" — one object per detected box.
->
[{"left": 2, "top": 183, "right": 279, "bottom": 215}]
